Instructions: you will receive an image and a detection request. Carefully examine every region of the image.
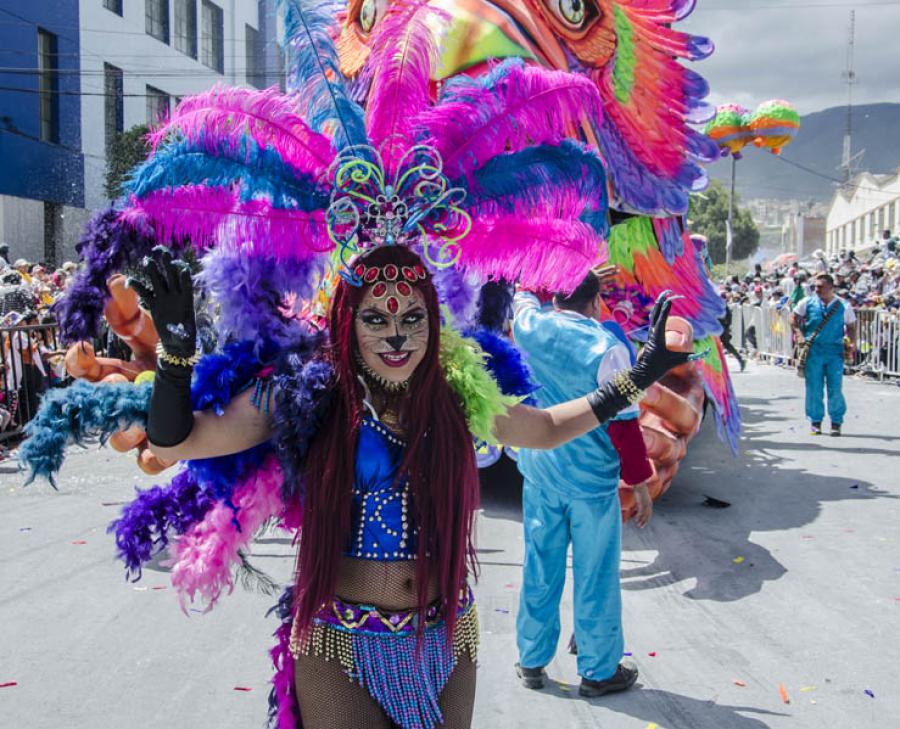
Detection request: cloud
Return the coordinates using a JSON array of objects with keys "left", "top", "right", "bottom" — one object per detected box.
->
[{"left": 681, "top": 1, "right": 900, "bottom": 114}]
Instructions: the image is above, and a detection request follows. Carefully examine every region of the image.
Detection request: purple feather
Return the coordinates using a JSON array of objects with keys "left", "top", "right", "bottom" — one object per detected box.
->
[
  {"left": 197, "top": 249, "right": 326, "bottom": 349},
  {"left": 53, "top": 208, "right": 155, "bottom": 343},
  {"left": 365, "top": 0, "right": 447, "bottom": 171},
  {"left": 418, "top": 59, "right": 603, "bottom": 180},
  {"left": 107, "top": 470, "right": 215, "bottom": 581},
  {"left": 419, "top": 248, "right": 482, "bottom": 329}
]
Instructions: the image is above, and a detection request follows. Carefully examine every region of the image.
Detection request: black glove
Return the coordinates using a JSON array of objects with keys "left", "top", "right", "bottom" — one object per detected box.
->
[
  {"left": 127, "top": 247, "right": 197, "bottom": 359},
  {"left": 629, "top": 291, "right": 691, "bottom": 389},
  {"left": 126, "top": 247, "right": 196, "bottom": 449},
  {"left": 586, "top": 292, "right": 690, "bottom": 424}
]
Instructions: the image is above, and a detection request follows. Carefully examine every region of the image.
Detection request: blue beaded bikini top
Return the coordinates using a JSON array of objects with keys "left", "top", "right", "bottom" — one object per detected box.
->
[{"left": 347, "top": 416, "right": 417, "bottom": 561}]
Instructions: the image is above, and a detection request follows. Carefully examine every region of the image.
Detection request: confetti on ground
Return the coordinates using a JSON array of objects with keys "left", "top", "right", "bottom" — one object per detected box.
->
[
  {"left": 503, "top": 583, "right": 516, "bottom": 589},
  {"left": 233, "top": 686, "right": 252, "bottom": 692},
  {"left": 101, "top": 501, "right": 127, "bottom": 507},
  {"left": 779, "top": 683, "right": 790, "bottom": 704},
  {"left": 864, "top": 689, "right": 875, "bottom": 698},
  {"left": 810, "top": 699, "right": 817, "bottom": 704},
  {"left": 802, "top": 535, "right": 816, "bottom": 540},
  {"left": 555, "top": 682, "right": 571, "bottom": 693},
  {"left": 800, "top": 686, "right": 816, "bottom": 692},
  {"left": 189, "top": 608, "right": 204, "bottom": 613},
  {"left": 850, "top": 484, "right": 859, "bottom": 489},
  {"left": 623, "top": 651, "right": 633, "bottom": 656},
  {"left": 0, "top": 682, "right": 17, "bottom": 688},
  {"left": 648, "top": 651, "right": 657, "bottom": 657},
  {"left": 733, "top": 556, "right": 745, "bottom": 564},
  {"left": 494, "top": 608, "right": 509, "bottom": 614},
  {"left": 71, "top": 540, "right": 87, "bottom": 545},
  {"left": 646, "top": 724, "right": 658, "bottom": 729},
  {"left": 733, "top": 679, "right": 746, "bottom": 687},
  {"left": 19, "top": 527, "right": 31, "bottom": 532},
  {"left": 151, "top": 586, "right": 167, "bottom": 591},
  {"left": 133, "top": 586, "right": 148, "bottom": 592}
]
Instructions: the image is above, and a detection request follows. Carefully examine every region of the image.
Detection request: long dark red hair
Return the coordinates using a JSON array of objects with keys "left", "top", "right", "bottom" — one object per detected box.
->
[{"left": 293, "top": 246, "right": 480, "bottom": 639}]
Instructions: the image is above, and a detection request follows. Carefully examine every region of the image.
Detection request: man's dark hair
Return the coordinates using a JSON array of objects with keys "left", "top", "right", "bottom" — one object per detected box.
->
[
  {"left": 816, "top": 273, "right": 835, "bottom": 287},
  {"left": 554, "top": 270, "right": 600, "bottom": 312}
]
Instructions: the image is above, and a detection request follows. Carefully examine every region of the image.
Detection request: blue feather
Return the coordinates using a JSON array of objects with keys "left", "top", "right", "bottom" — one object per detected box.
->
[
  {"left": 464, "top": 140, "right": 610, "bottom": 238},
  {"left": 126, "top": 135, "right": 330, "bottom": 211},
  {"left": 465, "top": 327, "right": 539, "bottom": 404},
  {"left": 279, "top": 0, "right": 367, "bottom": 150}
]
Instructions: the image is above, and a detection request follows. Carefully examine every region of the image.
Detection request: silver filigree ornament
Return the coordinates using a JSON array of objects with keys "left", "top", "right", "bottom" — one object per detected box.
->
[{"left": 325, "top": 142, "right": 472, "bottom": 286}]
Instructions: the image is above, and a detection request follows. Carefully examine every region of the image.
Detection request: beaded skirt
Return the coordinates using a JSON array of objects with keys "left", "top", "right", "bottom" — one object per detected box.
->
[{"left": 290, "top": 587, "right": 479, "bottom": 729}]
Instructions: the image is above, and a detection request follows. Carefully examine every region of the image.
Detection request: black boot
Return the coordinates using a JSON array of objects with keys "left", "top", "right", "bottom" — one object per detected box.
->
[
  {"left": 579, "top": 662, "right": 638, "bottom": 697},
  {"left": 515, "top": 663, "right": 546, "bottom": 690}
]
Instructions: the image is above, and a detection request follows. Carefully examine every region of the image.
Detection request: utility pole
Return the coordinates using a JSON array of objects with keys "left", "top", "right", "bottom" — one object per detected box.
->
[{"left": 840, "top": 10, "right": 861, "bottom": 189}]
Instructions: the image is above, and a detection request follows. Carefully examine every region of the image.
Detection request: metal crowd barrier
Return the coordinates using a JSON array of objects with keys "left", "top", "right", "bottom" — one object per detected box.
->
[
  {"left": 0, "top": 322, "right": 70, "bottom": 441},
  {"left": 729, "top": 304, "right": 900, "bottom": 379}
]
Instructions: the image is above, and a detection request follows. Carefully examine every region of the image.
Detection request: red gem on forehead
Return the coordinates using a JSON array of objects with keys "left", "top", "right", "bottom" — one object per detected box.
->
[
  {"left": 383, "top": 264, "right": 399, "bottom": 281},
  {"left": 386, "top": 296, "right": 400, "bottom": 314},
  {"left": 396, "top": 281, "right": 412, "bottom": 297},
  {"left": 401, "top": 266, "right": 416, "bottom": 282},
  {"left": 372, "top": 282, "right": 387, "bottom": 298},
  {"left": 364, "top": 267, "right": 379, "bottom": 283},
  {"left": 414, "top": 265, "right": 426, "bottom": 280}
]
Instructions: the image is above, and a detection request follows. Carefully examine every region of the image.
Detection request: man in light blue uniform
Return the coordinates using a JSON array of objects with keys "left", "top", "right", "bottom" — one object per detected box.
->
[
  {"left": 511, "top": 272, "right": 654, "bottom": 697},
  {"left": 791, "top": 273, "right": 857, "bottom": 436}
]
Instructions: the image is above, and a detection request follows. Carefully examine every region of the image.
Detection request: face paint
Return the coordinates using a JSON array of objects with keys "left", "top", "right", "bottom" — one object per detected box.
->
[{"left": 355, "top": 282, "right": 429, "bottom": 387}]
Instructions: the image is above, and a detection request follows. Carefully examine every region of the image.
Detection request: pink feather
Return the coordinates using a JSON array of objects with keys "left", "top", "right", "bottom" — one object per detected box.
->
[
  {"left": 123, "top": 186, "right": 331, "bottom": 260},
  {"left": 417, "top": 63, "right": 603, "bottom": 180},
  {"left": 364, "top": 0, "right": 447, "bottom": 171},
  {"left": 149, "top": 85, "right": 335, "bottom": 181},
  {"left": 166, "top": 457, "right": 287, "bottom": 612},
  {"left": 270, "top": 619, "right": 300, "bottom": 729},
  {"left": 457, "top": 215, "right": 604, "bottom": 293}
]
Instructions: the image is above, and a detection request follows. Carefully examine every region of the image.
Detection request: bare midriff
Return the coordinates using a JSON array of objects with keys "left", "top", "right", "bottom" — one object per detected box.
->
[{"left": 334, "top": 556, "right": 439, "bottom": 611}]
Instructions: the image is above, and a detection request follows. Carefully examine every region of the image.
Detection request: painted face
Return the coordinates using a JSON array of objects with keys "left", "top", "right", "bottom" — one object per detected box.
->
[{"left": 355, "top": 281, "right": 429, "bottom": 385}]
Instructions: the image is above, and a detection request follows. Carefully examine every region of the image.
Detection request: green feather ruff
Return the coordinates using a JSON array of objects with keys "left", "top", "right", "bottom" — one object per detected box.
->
[{"left": 439, "top": 325, "right": 520, "bottom": 444}]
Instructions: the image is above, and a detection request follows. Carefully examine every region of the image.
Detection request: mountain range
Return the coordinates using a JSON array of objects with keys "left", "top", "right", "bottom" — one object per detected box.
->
[{"left": 705, "top": 102, "right": 900, "bottom": 205}]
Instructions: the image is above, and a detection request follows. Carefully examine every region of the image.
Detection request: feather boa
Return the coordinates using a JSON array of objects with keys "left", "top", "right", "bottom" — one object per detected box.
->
[
  {"left": 20, "top": 381, "right": 152, "bottom": 486},
  {"left": 197, "top": 250, "right": 325, "bottom": 350},
  {"left": 421, "top": 58, "right": 603, "bottom": 180},
  {"left": 53, "top": 209, "right": 156, "bottom": 343},
  {"left": 167, "top": 455, "right": 287, "bottom": 611},
  {"left": 439, "top": 325, "right": 519, "bottom": 444},
  {"left": 272, "top": 328, "right": 334, "bottom": 502},
  {"left": 108, "top": 470, "right": 214, "bottom": 581},
  {"left": 464, "top": 328, "right": 538, "bottom": 404},
  {"left": 267, "top": 586, "right": 301, "bottom": 729}
]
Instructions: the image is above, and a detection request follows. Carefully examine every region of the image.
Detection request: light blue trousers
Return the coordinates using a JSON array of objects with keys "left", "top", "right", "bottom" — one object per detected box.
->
[
  {"left": 516, "top": 479, "right": 623, "bottom": 681},
  {"left": 804, "top": 347, "right": 846, "bottom": 425}
]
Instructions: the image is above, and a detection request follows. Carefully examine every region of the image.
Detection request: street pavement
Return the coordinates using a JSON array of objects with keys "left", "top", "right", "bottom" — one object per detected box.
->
[{"left": 1, "top": 361, "right": 898, "bottom": 728}]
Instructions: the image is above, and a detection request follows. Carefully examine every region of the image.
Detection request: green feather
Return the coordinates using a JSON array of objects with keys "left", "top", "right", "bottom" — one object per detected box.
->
[
  {"left": 612, "top": 6, "right": 636, "bottom": 105},
  {"left": 439, "top": 322, "right": 519, "bottom": 444}
]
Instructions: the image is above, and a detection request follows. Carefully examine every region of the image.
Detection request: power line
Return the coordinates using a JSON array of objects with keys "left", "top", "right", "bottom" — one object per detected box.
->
[{"left": 776, "top": 155, "right": 898, "bottom": 196}]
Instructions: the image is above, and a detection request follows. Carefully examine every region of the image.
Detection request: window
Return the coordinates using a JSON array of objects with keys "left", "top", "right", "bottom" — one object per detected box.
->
[
  {"left": 174, "top": 0, "right": 197, "bottom": 58},
  {"left": 146, "top": 0, "right": 170, "bottom": 44},
  {"left": 146, "top": 85, "right": 171, "bottom": 124},
  {"left": 104, "top": 63, "right": 124, "bottom": 155},
  {"left": 245, "top": 24, "right": 261, "bottom": 88},
  {"left": 201, "top": 0, "right": 224, "bottom": 73},
  {"left": 104, "top": 0, "right": 123, "bottom": 15},
  {"left": 37, "top": 30, "right": 58, "bottom": 143}
]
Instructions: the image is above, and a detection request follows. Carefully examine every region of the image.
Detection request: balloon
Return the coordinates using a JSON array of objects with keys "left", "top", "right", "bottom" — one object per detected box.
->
[
  {"left": 703, "top": 104, "right": 753, "bottom": 159},
  {"left": 748, "top": 99, "right": 800, "bottom": 155}
]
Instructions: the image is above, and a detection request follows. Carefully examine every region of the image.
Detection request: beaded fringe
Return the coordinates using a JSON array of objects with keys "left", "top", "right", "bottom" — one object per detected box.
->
[{"left": 293, "top": 606, "right": 479, "bottom": 729}]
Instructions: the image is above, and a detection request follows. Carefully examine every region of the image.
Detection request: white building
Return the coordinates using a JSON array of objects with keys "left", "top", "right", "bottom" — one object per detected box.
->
[
  {"left": 825, "top": 170, "right": 900, "bottom": 257},
  {"left": 80, "top": 0, "right": 269, "bottom": 212},
  {"left": 781, "top": 214, "right": 826, "bottom": 259}
]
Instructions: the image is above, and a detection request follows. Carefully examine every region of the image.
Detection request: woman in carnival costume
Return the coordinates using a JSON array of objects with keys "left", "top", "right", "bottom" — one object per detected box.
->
[{"left": 25, "top": 2, "right": 698, "bottom": 727}]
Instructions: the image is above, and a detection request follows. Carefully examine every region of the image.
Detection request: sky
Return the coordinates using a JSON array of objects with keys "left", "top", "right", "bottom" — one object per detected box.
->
[{"left": 681, "top": 0, "right": 900, "bottom": 114}]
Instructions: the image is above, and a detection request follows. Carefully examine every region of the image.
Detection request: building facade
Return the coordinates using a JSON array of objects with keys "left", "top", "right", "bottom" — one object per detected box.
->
[
  {"left": 781, "top": 214, "right": 826, "bottom": 259},
  {"left": 0, "top": 0, "right": 275, "bottom": 266},
  {"left": 0, "top": 2, "right": 86, "bottom": 264},
  {"left": 826, "top": 171, "right": 900, "bottom": 257}
]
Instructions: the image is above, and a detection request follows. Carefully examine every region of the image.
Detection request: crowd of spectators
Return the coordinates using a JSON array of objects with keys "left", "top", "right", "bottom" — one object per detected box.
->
[
  {"left": 720, "top": 231, "right": 900, "bottom": 313},
  {"left": 0, "top": 244, "right": 77, "bottom": 441}
]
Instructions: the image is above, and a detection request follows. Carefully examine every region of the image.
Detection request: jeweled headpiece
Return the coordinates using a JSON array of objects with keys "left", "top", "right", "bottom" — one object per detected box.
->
[{"left": 326, "top": 143, "right": 471, "bottom": 286}]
